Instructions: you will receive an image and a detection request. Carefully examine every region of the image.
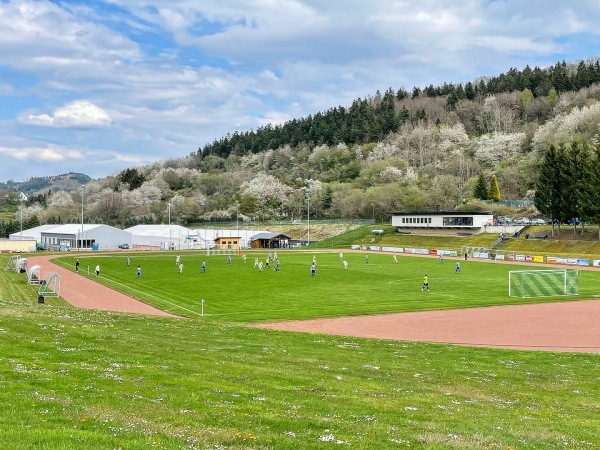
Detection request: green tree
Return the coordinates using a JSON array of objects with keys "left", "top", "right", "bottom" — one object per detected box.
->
[
  {"left": 446, "top": 91, "right": 459, "bottom": 111},
  {"left": 546, "top": 88, "right": 558, "bottom": 108},
  {"left": 584, "top": 143, "right": 600, "bottom": 239},
  {"left": 473, "top": 174, "right": 489, "bottom": 200},
  {"left": 489, "top": 174, "right": 501, "bottom": 201},
  {"left": 534, "top": 144, "right": 566, "bottom": 236},
  {"left": 517, "top": 88, "right": 534, "bottom": 121},
  {"left": 563, "top": 141, "right": 592, "bottom": 234},
  {"left": 118, "top": 168, "right": 146, "bottom": 190}
]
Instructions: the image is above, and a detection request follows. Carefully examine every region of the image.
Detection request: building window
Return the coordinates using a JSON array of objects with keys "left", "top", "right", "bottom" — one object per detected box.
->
[
  {"left": 428, "top": 218, "right": 432, "bottom": 224},
  {"left": 442, "top": 217, "right": 474, "bottom": 226}
]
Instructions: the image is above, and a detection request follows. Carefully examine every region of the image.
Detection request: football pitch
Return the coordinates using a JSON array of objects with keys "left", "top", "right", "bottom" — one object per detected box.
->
[{"left": 54, "top": 251, "right": 600, "bottom": 322}]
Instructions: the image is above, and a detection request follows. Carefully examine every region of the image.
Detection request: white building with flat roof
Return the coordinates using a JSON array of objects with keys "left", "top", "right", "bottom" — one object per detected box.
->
[{"left": 391, "top": 210, "right": 494, "bottom": 234}]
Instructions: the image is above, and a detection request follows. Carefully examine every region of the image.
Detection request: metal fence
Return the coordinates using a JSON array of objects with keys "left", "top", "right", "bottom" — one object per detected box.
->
[
  {"left": 187, "top": 218, "right": 376, "bottom": 228},
  {"left": 485, "top": 199, "right": 535, "bottom": 208}
]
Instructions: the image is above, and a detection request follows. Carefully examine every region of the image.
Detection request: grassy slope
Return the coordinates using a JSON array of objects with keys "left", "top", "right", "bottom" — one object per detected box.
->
[
  {"left": 316, "top": 223, "right": 600, "bottom": 259},
  {"left": 497, "top": 225, "right": 600, "bottom": 256},
  {"left": 1, "top": 262, "right": 599, "bottom": 449}
]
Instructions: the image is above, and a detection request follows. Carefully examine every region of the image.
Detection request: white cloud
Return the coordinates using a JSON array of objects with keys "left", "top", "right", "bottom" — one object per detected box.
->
[
  {"left": 0, "top": 144, "right": 84, "bottom": 162},
  {"left": 1, "top": 0, "right": 600, "bottom": 181},
  {"left": 23, "top": 101, "right": 112, "bottom": 128}
]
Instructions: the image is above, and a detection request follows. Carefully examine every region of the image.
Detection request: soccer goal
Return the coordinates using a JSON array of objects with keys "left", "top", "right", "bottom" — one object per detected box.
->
[{"left": 508, "top": 269, "right": 581, "bottom": 298}]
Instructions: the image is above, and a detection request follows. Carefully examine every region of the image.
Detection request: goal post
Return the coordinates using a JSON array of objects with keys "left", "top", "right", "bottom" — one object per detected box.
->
[{"left": 508, "top": 269, "right": 580, "bottom": 298}]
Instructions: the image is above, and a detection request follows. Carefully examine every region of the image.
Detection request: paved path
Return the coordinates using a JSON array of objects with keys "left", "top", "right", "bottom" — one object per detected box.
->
[{"left": 28, "top": 254, "right": 177, "bottom": 317}]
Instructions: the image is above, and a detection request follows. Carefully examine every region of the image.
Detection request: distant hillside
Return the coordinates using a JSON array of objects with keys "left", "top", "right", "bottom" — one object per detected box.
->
[{"left": 0, "top": 172, "right": 92, "bottom": 195}]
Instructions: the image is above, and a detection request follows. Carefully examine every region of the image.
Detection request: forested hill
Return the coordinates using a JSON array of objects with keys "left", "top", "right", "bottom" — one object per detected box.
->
[
  {"left": 199, "top": 59, "right": 600, "bottom": 158},
  {"left": 0, "top": 172, "right": 91, "bottom": 194}
]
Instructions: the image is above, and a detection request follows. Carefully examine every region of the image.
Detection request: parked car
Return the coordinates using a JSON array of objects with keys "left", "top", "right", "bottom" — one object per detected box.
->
[
  {"left": 531, "top": 218, "right": 546, "bottom": 225},
  {"left": 567, "top": 218, "right": 580, "bottom": 225},
  {"left": 118, "top": 243, "right": 130, "bottom": 249}
]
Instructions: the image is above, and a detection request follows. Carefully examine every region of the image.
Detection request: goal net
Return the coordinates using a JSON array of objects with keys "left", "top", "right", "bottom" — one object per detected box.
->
[{"left": 508, "top": 269, "right": 580, "bottom": 298}]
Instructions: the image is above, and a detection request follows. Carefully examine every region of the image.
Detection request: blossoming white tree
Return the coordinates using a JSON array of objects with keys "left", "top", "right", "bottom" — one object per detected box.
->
[{"left": 241, "top": 172, "right": 292, "bottom": 219}]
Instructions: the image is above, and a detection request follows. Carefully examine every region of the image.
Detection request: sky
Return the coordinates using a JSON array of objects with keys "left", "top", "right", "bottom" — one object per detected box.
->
[{"left": 0, "top": 0, "right": 599, "bottom": 182}]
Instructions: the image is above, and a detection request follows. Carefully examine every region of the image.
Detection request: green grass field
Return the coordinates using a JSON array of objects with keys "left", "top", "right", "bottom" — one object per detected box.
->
[
  {"left": 51, "top": 250, "right": 600, "bottom": 322},
  {"left": 1, "top": 253, "right": 599, "bottom": 449}
]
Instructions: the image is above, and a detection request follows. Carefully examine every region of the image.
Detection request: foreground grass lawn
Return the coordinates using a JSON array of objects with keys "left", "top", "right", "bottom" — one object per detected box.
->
[
  {"left": 1, "top": 295, "right": 599, "bottom": 449},
  {"left": 52, "top": 250, "right": 600, "bottom": 321}
]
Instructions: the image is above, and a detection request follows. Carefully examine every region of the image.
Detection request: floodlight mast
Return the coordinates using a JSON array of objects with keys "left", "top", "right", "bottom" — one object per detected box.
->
[
  {"left": 235, "top": 200, "right": 240, "bottom": 235},
  {"left": 306, "top": 192, "right": 310, "bottom": 246},
  {"left": 80, "top": 186, "right": 84, "bottom": 251},
  {"left": 19, "top": 192, "right": 27, "bottom": 237}
]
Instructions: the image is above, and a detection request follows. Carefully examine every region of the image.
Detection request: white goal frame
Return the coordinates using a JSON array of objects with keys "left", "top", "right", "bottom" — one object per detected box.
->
[{"left": 508, "top": 269, "right": 580, "bottom": 298}]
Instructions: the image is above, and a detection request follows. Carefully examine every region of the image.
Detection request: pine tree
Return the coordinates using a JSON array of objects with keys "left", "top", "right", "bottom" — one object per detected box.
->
[
  {"left": 563, "top": 141, "right": 592, "bottom": 234},
  {"left": 473, "top": 174, "right": 489, "bottom": 200},
  {"left": 580, "top": 144, "right": 600, "bottom": 237},
  {"left": 534, "top": 144, "right": 566, "bottom": 236},
  {"left": 489, "top": 175, "right": 501, "bottom": 201},
  {"left": 586, "top": 144, "right": 600, "bottom": 239}
]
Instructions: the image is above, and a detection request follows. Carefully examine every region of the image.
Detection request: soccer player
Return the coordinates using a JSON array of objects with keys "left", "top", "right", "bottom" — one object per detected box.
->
[
  {"left": 393, "top": 254, "right": 398, "bottom": 263},
  {"left": 254, "top": 257, "right": 259, "bottom": 268},
  {"left": 439, "top": 254, "right": 443, "bottom": 264},
  {"left": 274, "top": 259, "right": 280, "bottom": 271},
  {"left": 339, "top": 251, "right": 344, "bottom": 260},
  {"left": 176, "top": 255, "right": 180, "bottom": 265},
  {"left": 258, "top": 261, "right": 263, "bottom": 272},
  {"left": 137, "top": 265, "right": 142, "bottom": 278},
  {"left": 365, "top": 254, "right": 369, "bottom": 264},
  {"left": 227, "top": 255, "right": 231, "bottom": 265},
  {"left": 311, "top": 262, "right": 316, "bottom": 277},
  {"left": 343, "top": 260, "right": 348, "bottom": 270},
  {"left": 455, "top": 261, "right": 461, "bottom": 273},
  {"left": 75, "top": 259, "right": 80, "bottom": 273},
  {"left": 126, "top": 257, "right": 130, "bottom": 268},
  {"left": 421, "top": 274, "right": 430, "bottom": 291},
  {"left": 201, "top": 260, "right": 206, "bottom": 273},
  {"left": 179, "top": 262, "right": 184, "bottom": 273},
  {"left": 242, "top": 254, "right": 247, "bottom": 263},
  {"left": 95, "top": 264, "right": 100, "bottom": 276}
]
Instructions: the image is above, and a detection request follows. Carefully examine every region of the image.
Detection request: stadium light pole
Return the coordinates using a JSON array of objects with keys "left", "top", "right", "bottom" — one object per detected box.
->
[
  {"left": 168, "top": 201, "right": 171, "bottom": 225},
  {"left": 80, "top": 186, "right": 84, "bottom": 251},
  {"left": 235, "top": 201, "right": 239, "bottom": 235},
  {"left": 19, "top": 192, "right": 27, "bottom": 237},
  {"left": 306, "top": 192, "right": 310, "bottom": 246}
]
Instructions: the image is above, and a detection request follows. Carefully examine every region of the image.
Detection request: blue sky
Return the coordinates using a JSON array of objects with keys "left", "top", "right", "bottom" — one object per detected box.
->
[{"left": 1, "top": 0, "right": 599, "bottom": 181}]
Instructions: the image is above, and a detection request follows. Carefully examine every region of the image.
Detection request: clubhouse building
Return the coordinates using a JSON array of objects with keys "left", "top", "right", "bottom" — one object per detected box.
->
[{"left": 391, "top": 210, "right": 494, "bottom": 234}]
